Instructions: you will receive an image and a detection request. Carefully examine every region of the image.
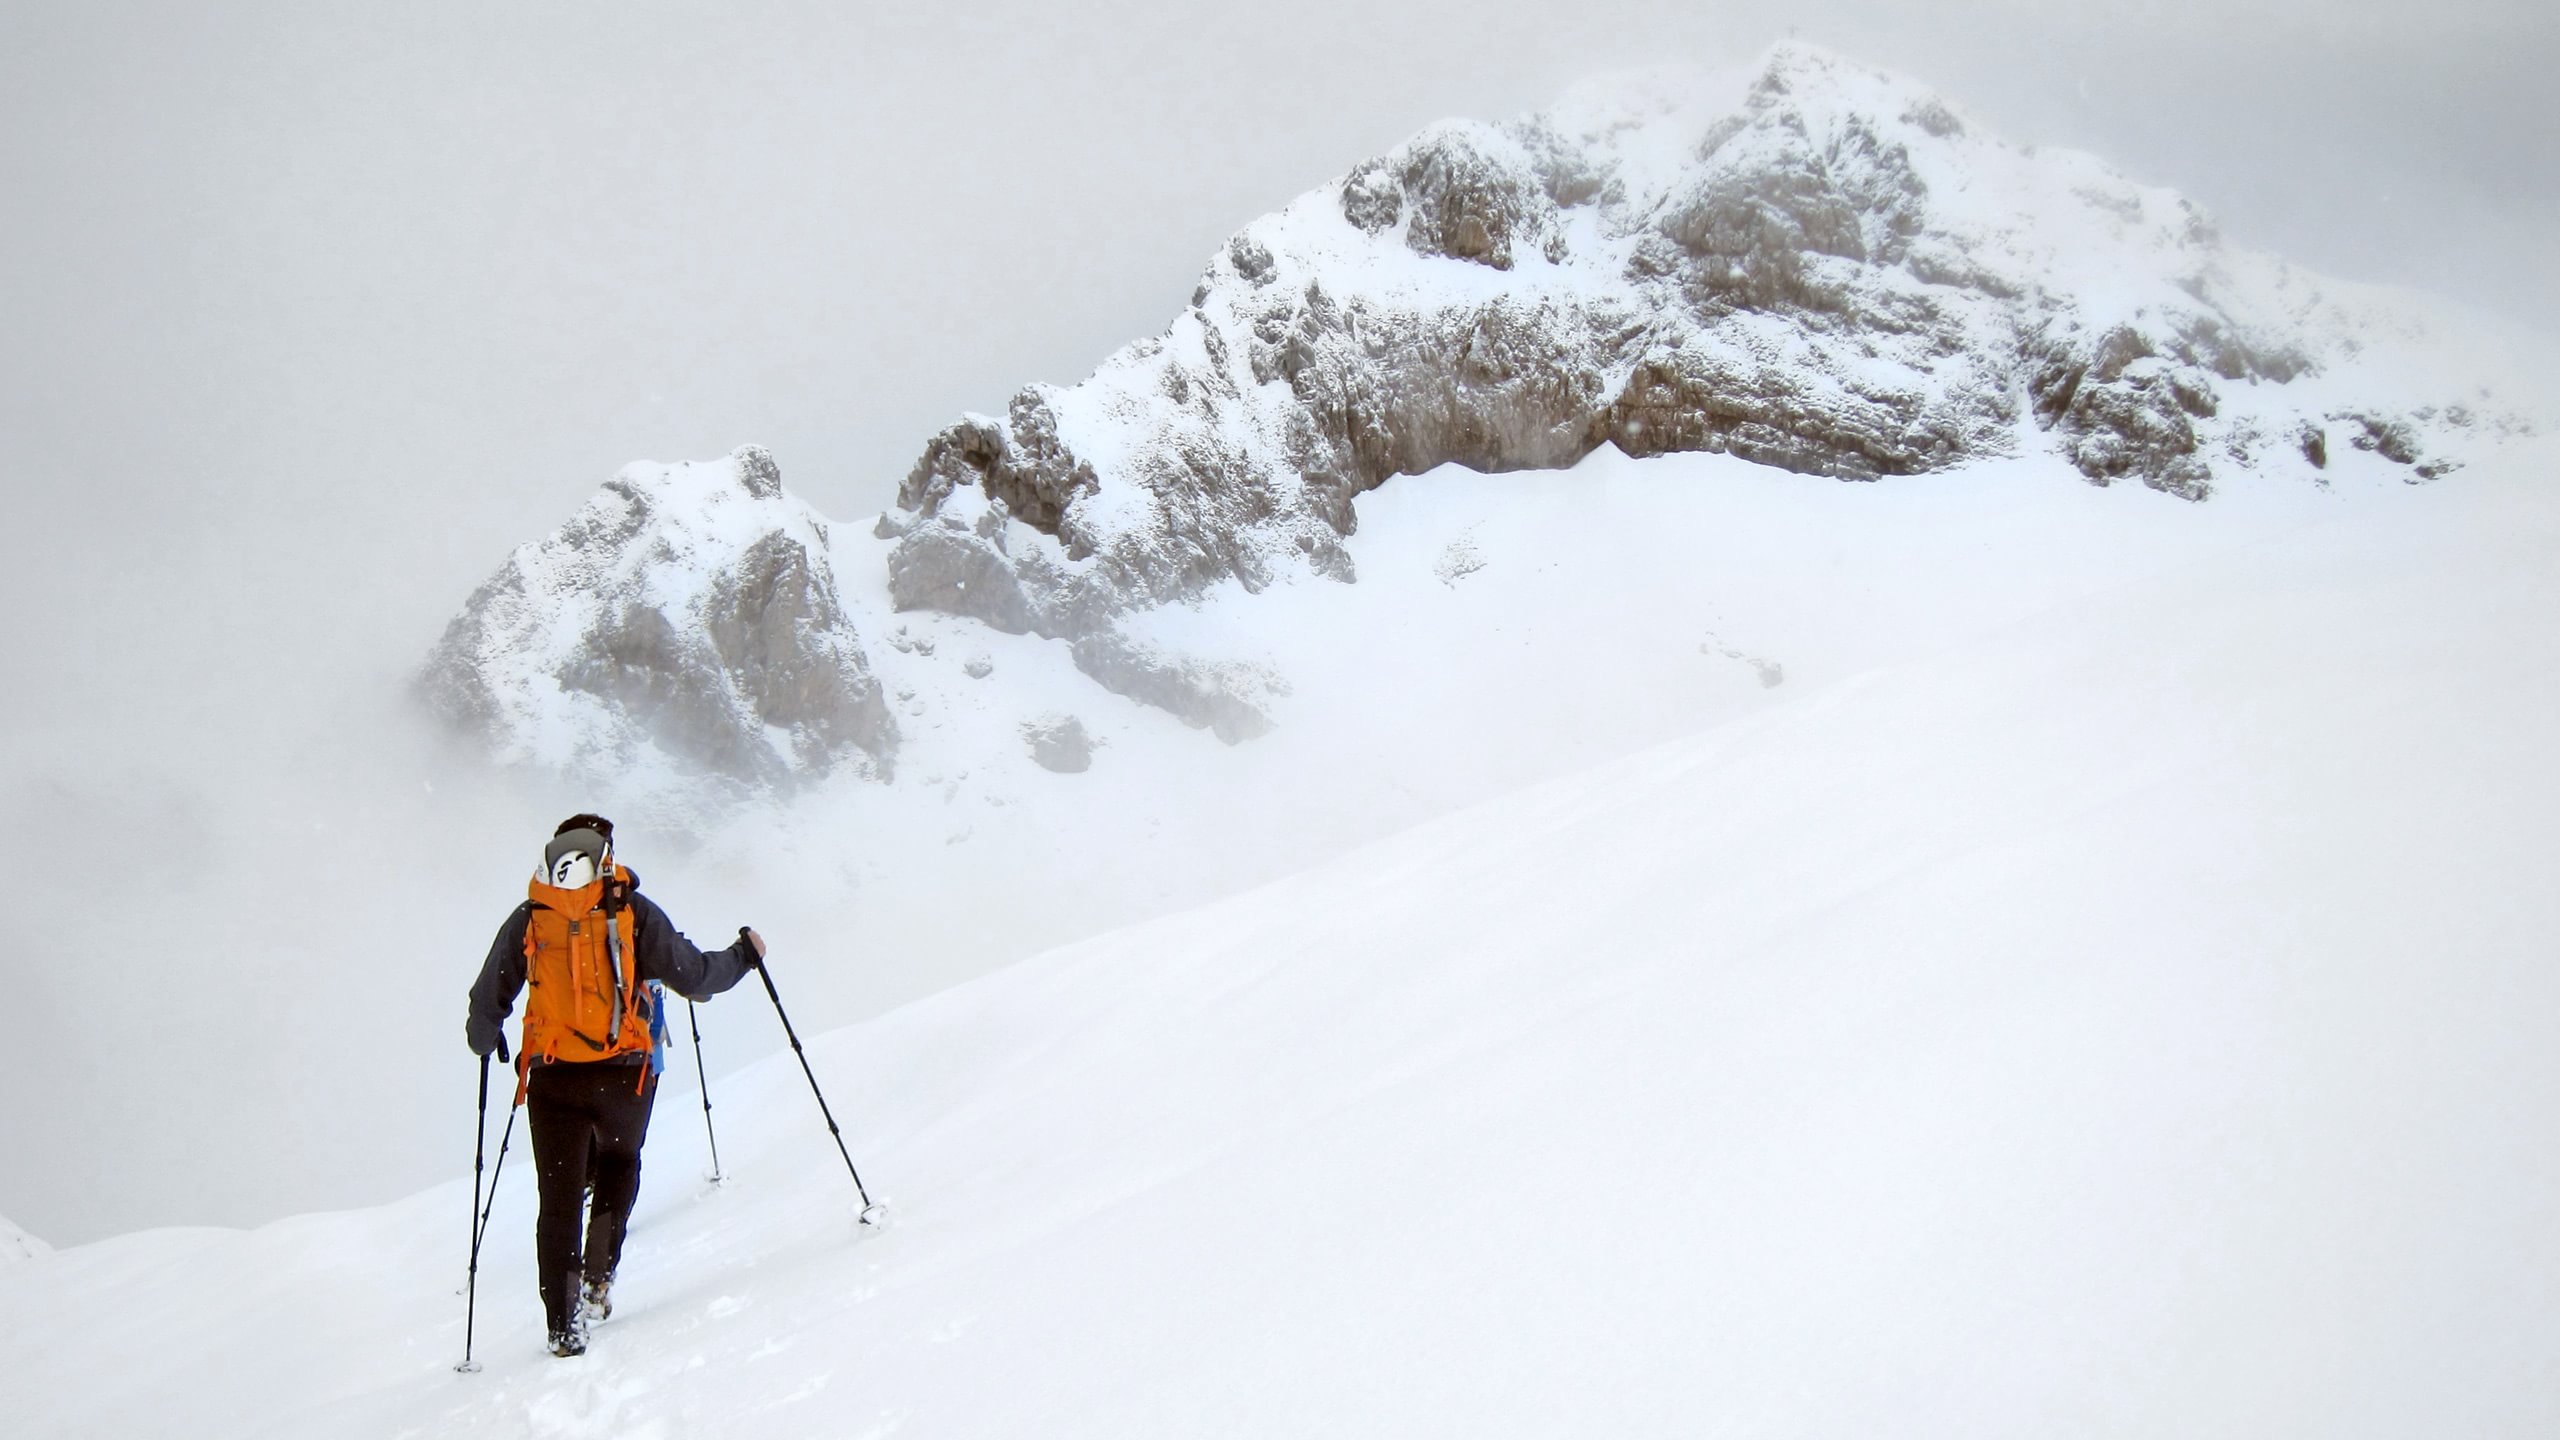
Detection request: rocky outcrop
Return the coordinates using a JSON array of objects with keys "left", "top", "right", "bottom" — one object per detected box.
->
[
  {"left": 1365, "top": 124, "right": 1571, "bottom": 270},
  {"left": 421, "top": 446, "right": 897, "bottom": 792},
  {"left": 876, "top": 479, "right": 1290, "bottom": 738},
  {"left": 429, "top": 45, "right": 2523, "bottom": 792},
  {"left": 1066, "top": 630, "right": 1284, "bottom": 744},
  {"left": 1021, "top": 714, "right": 1097, "bottom": 773},
  {"left": 877, "top": 41, "right": 2493, "bottom": 692}
]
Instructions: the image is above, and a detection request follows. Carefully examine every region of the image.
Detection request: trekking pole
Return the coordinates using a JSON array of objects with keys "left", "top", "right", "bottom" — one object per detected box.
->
[
  {"left": 458, "top": 1042, "right": 516, "bottom": 1374},
  {"left": 686, "top": 999, "right": 725, "bottom": 1184},
  {"left": 744, "top": 928, "right": 884, "bottom": 1225},
  {"left": 467, "top": 1051, "right": 489, "bottom": 1253}
]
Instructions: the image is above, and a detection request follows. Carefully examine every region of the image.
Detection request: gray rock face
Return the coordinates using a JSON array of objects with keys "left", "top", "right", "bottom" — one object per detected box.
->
[
  {"left": 421, "top": 445, "right": 897, "bottom": 792},
  {"left": 879, "top": 469, "right": 1290, "bottom": 738},
  {"left": 2022, "top": 316, "right": 2307, "bottom": 500},
  {"left": 1022, "top": 714, "right": 1096, "bottom": 773},
  {"left": 1067, "top": 631, "right": 1284, "bottom": 745},
  {"left": 876, "top": 41, "right": 2501, "bottom": 717},
  {"left": 1372, "top": 124, "right": 1570, "bottom": 270}
]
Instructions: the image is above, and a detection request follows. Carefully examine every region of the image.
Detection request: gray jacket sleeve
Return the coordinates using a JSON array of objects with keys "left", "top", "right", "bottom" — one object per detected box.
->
[
  {"left": 630, "top": 893, "right": 754, "bottom": 1002},
  {"left": 464, "top": 903, "right": 532, "bottom": 1057}
]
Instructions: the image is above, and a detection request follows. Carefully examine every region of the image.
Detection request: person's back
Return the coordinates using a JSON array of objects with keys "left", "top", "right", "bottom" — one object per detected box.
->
[{"left": 466, "top": 813, "right": 765, "bottom": 1356}]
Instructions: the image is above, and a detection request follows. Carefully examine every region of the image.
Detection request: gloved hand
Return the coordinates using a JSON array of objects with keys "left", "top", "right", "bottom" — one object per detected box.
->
[{"left": 467, "top": 1023, "right": 513, "bottom": 1064}]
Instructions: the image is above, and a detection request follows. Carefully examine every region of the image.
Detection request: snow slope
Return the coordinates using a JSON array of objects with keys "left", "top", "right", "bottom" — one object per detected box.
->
[
  {"left": 8, "top": 438, "right": 2555, "bottom": 1436},
  {"left": 684, "top": 435, "right": 2427, "bottom": 1028},
  {"left": 20, "top": 422, "right": 2499, "bottom": 1254}
]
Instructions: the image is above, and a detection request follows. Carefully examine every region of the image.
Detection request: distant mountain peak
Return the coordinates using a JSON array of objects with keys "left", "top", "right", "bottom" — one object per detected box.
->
[
  {"left": 880, "top": 49, "right": 2514, "bottom": 672},
  {"left": 428, "top": 51, "right": 2535, "bottom": 794},
  {"left": 420, "top": 445, "right": 898, "bottom": 792}
]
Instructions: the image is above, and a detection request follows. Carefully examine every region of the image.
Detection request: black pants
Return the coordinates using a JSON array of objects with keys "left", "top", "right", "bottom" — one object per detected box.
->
[{"left": 526, "top": 1060, "right": 658, "bottom": 1334}]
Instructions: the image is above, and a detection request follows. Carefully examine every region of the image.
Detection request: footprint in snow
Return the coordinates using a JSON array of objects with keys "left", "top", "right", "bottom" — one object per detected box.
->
[{"left": 525, "top": 1371, "right": 663, "bottom": 1440}]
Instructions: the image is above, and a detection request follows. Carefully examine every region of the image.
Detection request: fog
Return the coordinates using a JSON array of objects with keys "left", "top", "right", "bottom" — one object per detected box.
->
[{"left": 1, "top": 0, "right": 2549, "bottom": 1245}]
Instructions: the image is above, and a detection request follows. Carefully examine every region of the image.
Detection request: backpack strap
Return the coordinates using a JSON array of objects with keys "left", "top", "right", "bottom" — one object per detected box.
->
[
  {"left": 514, "top": 917, "right": 540, "bottom": 1104},
  {"left": 604, "top": 910, "right": 627, "bottom": 1051},
  {"left": 602, "top": 868, "right": 634, "bottom": 1050}
]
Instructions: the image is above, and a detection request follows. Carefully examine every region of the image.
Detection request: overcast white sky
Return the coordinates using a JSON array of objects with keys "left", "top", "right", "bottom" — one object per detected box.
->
[{"left": 0, "top": 0, "right": 2550, "bottom": 1243}]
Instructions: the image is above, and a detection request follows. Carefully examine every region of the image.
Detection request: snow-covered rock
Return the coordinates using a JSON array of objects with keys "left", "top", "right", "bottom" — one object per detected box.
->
[
  {"left": 883, "top": 42, "right": 2523, "bottom": 651},
  {"left": 426, "top": 45, "right": 2538, "bottom": 789},
  {"left": 420, "top": 445, "right": 897, "bottom": 792},
  {"left": 1020, "top": 713, "right": 1096, "bottom": 773}
]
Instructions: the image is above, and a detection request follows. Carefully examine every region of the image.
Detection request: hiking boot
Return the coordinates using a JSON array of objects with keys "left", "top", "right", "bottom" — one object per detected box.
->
[
  {"left": 581, "top": 1275, "right": 613, "bottom": 1325},
  {"left": 547, "top": 1283, "right": 593, "bottom": 1358}
]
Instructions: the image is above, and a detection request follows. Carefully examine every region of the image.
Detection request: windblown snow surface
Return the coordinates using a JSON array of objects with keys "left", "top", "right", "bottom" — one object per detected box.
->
[{"left": 6, "top": 432, "right": 2558, "bottom": 1436}]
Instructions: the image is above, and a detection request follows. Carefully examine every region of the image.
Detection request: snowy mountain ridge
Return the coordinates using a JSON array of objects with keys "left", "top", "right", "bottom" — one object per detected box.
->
[
  {"left": 880, "top": 43, "right": 2518, "bottom": 646},
  {"left": 420, "top": 446, "right": 899, "bottom": 791},
  {"left": 424, "top": 43, "right": 2539, "bottom": 793}
]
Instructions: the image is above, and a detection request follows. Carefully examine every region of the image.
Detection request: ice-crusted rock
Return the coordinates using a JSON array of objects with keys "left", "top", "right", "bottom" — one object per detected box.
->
[
  {"left": 884, "top": 41, "right": 2513, "bottom": 673},
  {"left": 420, "top": 445, "right": 897, "bottom": 793}
]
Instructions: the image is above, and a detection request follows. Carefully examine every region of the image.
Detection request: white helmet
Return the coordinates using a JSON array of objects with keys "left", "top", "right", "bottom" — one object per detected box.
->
[{"left": 542, "top": 827, "right": 609, "bottom": 888}]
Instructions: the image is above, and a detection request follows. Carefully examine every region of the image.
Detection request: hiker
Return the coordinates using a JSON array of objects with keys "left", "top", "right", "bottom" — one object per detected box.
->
[{"left": 465, "top": 813, "right": 763, "bottom": 1357}]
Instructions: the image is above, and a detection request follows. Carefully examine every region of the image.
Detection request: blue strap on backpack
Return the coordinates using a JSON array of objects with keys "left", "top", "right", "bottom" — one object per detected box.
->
[{"left": 646, "top": 983, "right": 670, "bottom": 1075}]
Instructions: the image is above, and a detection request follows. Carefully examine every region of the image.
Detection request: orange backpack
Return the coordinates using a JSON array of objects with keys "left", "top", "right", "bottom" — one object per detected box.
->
[{"left": 515, "top": 863, "right": 652, "bottom": 1096}]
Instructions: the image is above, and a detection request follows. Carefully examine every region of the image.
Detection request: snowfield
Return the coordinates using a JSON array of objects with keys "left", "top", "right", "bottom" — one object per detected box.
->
[{"left": 6, "top": 436, "right": 2557, "bottom": 1436}]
